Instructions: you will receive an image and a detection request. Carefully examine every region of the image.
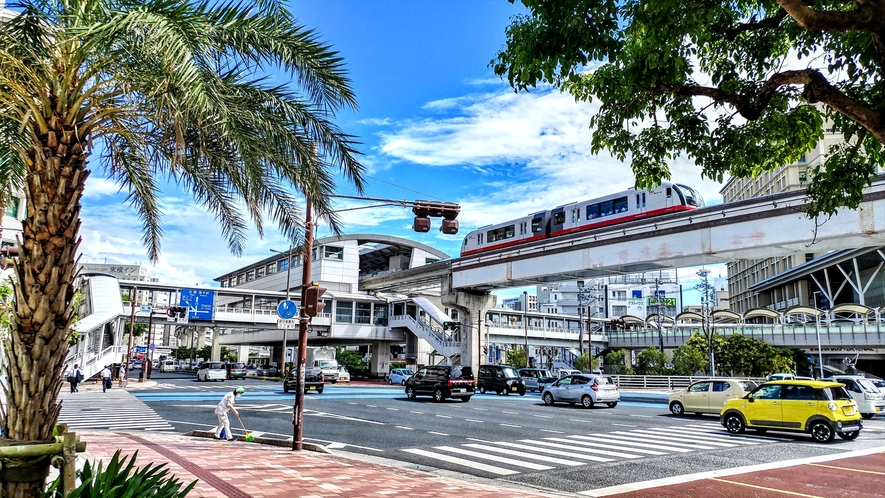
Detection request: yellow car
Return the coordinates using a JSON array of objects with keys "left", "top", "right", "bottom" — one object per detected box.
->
[
  {"left": 669, "top": 378, "right": 758, "bottom": 416},
  {"left": 720, "top": 380, "right": 863, "bottom": 443}
]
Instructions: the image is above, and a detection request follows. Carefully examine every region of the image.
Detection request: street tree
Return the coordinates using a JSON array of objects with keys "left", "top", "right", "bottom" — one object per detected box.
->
[
  {"left": 671, "top": 344, "right": 708, "bottom": 375},
  {"left": 506, "top": 348, "right": 528, "bottom": 369},
  {"left": 0, "top": 1, "right": 364, "bottom": 494},
  {"left": 574, "top": 352, "right": 597, "bottom": 373},
  {"left": 636, "top": 347, "right": 669, "bottom": 375},
  {"left": 604, "top": 348, "right": 633, "bottom": 374},
  {"left": 493, "top": 0, "right": 885, "bottom": 218}
]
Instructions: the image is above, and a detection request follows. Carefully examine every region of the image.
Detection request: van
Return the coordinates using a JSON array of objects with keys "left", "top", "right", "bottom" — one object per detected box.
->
[
  {"left": 477, "top": 364, "right": 526, "bottom": 396},
  {"left": 827, "top": 375, "right": 885, "bottom": 419},
  {"left": 160, "top": 360, "right": 176, "bottom": 373}
]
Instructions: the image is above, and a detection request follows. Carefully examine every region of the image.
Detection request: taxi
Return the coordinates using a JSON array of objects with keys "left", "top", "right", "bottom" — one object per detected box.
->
[{"left": 720, "top": 380, "right": 862, "bottom": 443}]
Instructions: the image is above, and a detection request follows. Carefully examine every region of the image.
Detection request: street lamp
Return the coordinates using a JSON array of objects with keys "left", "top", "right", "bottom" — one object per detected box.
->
[
  {"left": 523, "top": 291, "right": 529, "bottom": 368},
  {"left": 812, "top": 291, "right": 825, "bottom": 379},
  {"left": 270, "top": 244, "right": 295, "bottom": 369}
]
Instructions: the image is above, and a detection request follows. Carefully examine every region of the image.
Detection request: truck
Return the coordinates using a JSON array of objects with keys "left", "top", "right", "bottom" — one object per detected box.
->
[{"left": 286, "top": 346, "right": 340, "bottom": 383}]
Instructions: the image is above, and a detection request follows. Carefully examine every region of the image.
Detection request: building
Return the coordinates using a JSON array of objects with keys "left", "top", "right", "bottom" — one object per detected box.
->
[
  {"left": 536, "top": 270, "right": 683, "bottom": 323},
  {"left": 501, "top": 294, "right": 537, "bottom": 312}
]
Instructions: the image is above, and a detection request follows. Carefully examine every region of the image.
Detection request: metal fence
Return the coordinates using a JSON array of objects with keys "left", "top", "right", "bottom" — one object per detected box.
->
[{"left": 609, "top": 374, "right": 767, "bottom": 391}]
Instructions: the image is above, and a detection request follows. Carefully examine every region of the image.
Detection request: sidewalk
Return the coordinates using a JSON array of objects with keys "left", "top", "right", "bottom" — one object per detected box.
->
[{"left": 75, "top": 430, "right": 570, "bottom": 498}]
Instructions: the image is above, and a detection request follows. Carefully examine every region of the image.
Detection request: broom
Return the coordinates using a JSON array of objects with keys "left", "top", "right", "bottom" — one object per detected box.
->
[{"left": 234, "top": 412, "right": 255, "bottom": 442}]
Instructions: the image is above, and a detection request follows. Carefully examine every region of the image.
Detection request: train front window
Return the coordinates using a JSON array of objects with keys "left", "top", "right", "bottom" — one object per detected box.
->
[{"left": 674, "top": 184, "right": 705, "bottom": 208}]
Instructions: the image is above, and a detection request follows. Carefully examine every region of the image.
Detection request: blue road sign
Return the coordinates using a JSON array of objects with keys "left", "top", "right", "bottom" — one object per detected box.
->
[
  {"left": 179, "top": 289, "right": 215, "bottom": 321},
  {"left": 135, "top": 346, "right": 147, "bottom": 353},
  {"left": 149, "top": 344, "right": 155, "bottom": 351},
  {"left": 277, "top": 300, "right": 298, "bottom": 319}
]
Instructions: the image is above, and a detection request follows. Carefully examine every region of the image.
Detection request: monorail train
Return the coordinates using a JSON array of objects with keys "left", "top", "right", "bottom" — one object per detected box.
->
[{"left": 460, "top": 182, "right": 704, "bottom": 257}]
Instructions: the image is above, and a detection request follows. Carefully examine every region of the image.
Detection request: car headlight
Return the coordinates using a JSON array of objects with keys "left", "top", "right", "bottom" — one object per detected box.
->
[{"left": 827, "top": 402, "right": 838, "bottom": 411}]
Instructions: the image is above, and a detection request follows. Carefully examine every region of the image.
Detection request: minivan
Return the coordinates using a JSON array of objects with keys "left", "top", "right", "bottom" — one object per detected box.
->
[
  {"left": 226, "top": 362, "right": 247, "bottom": 380},
  {"left": 827, "top": 375, "right": 885, "bottom": 419},
  {"left": 477, "top": 364, "right": 526, "bottom": 396},
  {"left": 404, "top": 365, "right": 475, "bottom": 402},
  {"left": 160, "top": 360, "right": 176, "bottom": 373}
]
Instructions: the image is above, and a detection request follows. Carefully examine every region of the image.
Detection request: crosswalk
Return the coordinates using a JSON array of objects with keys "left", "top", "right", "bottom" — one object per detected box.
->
[
  {"left": 402, "top": 422, "right": 780, "bottom": 477},
  {"left": 58, "top": 389, "right": 175, "bottom": 431}
]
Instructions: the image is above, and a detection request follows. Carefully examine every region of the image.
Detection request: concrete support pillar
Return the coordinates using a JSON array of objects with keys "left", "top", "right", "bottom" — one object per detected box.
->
[
  {"left": 210, "top": 328, "right": 222, "bottom": 360},
  {"left": 371, "top": 340, "right": 392, "bottom": 378},
  {"left": 238, "top": 345, "right": 251, "bottom": 364},
  {"left": 441, "top": 278, "right": 496, "bottom": 369}
]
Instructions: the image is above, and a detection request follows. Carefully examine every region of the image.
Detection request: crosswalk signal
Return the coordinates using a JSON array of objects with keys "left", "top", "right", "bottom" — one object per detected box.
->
[{"left": 303, "top": 282, "right": 327, "bottom": 317}]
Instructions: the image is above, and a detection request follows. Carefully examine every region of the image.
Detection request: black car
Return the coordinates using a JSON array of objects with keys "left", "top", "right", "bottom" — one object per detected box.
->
[
  {"left": 405, "top": 365, "right": 474, "bottom": 402},
  {"left": 283, "top": 366, "right": 324, "bottom": 394},
  {"left": 477, "top": 364, "right": 526, "bottom": 396}
]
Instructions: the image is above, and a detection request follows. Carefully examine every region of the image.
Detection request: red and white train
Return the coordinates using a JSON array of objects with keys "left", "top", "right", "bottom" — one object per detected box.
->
[{"left": 460, "top": 182, "right": 705, "bottom": 257}]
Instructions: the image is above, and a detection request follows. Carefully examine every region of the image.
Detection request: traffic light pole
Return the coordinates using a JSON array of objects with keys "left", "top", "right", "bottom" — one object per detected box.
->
[{"left": 293, "top": 198, "right": 313, "bottom": 451}]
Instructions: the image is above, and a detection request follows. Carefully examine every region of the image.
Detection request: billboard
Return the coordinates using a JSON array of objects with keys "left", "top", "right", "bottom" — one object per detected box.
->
[{"left": 179, "top": 288, "right": 215, "bottom": 321}]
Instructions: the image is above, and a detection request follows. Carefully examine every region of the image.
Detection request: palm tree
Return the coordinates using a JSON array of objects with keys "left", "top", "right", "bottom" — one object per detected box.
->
[{"left": 0, "top": 0, "right": 364, "bottom": 494}]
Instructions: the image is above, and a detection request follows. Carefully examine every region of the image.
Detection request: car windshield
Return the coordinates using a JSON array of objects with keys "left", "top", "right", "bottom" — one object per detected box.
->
[
  {"left": 738, "top": 380, "right": 758, "bottom": 391},
  {"left": 451, "top": 366, "right": 473, "bottom": 379},
  {"left": 317, "top": 360, "right": 336, "bottom": 368},
  {"left": 209, "top": 362, "right": 224, "bottom": 369},
  {"left": 502, "top": 366, "right": 520, "bottom": 379},
  {"left": 855, "top": 378, "right": 880, "bottom": 393}
]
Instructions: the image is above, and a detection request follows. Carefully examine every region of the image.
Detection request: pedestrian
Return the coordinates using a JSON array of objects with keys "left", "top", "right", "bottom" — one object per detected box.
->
[
  {"left": 101, "top": 365, "right": 111, "bottom": 393},
  {"left": 215, "top": 386, "right": 244, "bottom": 441},
  {"left": 67, "top": 364, "right": 83, "bottom": 393}
]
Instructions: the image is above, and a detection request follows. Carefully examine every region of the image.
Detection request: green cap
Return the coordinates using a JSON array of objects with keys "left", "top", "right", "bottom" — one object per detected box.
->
[{"left": 235, "top": 387, "right": 245, "bottom": 394}]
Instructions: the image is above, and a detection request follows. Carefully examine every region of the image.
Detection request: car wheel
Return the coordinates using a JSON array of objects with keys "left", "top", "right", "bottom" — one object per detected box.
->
[
  {"left": 503, "top": 389, "right": 510, "bottom": 396},
  {"left": 283, "top": 383, "right": 289, "bottom": 393},
  {"left": 581, "top": 395, "right": 594, "bottom": 408},
  {"left": 479, "top": 386, "right": 486, "bottom": 394},
  {"left": 406, "top": 387, "right": 416, "bottom": 399},
  {"left": 519, "top": 390, "right": 526, "bottom": 397},
  {"left": 861, "top": 413, "right": 875, "bottom": 420},
  {"left": 542, "top": 392, "right": 554, "bottom": 405},
  {"left": 724, "top": 413, "right": 745, "bottom": 434},
  {"left": 838, "top": 430, "right": 860, "bottom": 441},
  {"left": 606, "top": 402, "right": 618, "bottom": 408},
  {"left": 401, "top": 380, "right": 407, "bottom": 386},
  {"left": 669, "top": 401, "right": 684, "bottom": 416},
  {"left": 459, "top": 396, "right": 471, "bottom": 402},
  {"left": 388, "top": 378, "right": 394, "bottom": 385},
  {"left": 433, "top": 389, "right": 445, "bottom": 402},
  {"left": 317, "top": 388, "right": 324, "bottom": 394},
  {"left": 810, "top": 421, "right": 835, "bottom": 443}
]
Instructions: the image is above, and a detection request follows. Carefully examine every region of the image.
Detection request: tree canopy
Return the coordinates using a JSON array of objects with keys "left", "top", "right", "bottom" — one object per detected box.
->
[{"left": 493, "top": 0, "right": 885, "bottom": 218}]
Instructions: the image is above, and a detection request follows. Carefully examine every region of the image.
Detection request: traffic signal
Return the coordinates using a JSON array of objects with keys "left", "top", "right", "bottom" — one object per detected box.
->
[
  {"left": 482, "top": 346, "right": 489, "bottom": 355},
  {"left": 303, "top": 282, "right": 327, "bottom": 317},
  {"left": 166, "top": 306, "right": 187, "bottom": 318},
  {"left": 442, "top": 321, "right": 459, "bottom": 330},
  {"left": 412, "top": 200, "right": 460, "bottom": 235}
]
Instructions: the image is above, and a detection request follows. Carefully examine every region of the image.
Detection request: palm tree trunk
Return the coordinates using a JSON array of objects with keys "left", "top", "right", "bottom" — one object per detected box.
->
[{"left": 0, "top": 112, "right": 87, "bottom": 497}]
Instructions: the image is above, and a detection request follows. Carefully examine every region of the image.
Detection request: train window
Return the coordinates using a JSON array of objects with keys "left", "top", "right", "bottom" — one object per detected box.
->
[
  {"left": 642, "top": 193, "right": 646, "bottom": 207},
  {"left": 666, "top": 187, "right": 672, "bottom": 197},
  {"left": 635, "top": 194, "right": 640, "bottom": 209},
  {"left": 586, "top": 204, "right": 599, "bottom": 219},
  {"left": 553, "top": 212, "right": 565, "bottom": 225},
  {"left": 599, "top": 200, "right": 613, "bottom": 217},
  {"left": 571, "top": 208, "right": 580, "bottom": 223},
  {"left": 505, "top": 225, "right": 515, "bottom": 238},
  {"left": 478, "top": 233, "right": 483, "bottom": 244},
  {"left": 531, "top": 217, "right": 543, "bottom": 233},
  {"left": 613, "top": 197, "right": 628, "bottom": 213}
]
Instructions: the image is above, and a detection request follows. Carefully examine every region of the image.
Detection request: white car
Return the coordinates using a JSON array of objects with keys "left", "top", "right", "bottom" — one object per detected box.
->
[
  {"left": 196, "top": 362, "right": 227, "bottom": 382},
  {"left": 388, "top": 368, "right": 414, "bottom": 385},
  {"left": 669, "top": 378, "right": 757, "bottom": 416},
  {"left": 336, "top": 366, "right": 351, "bottom": 383},
  {"left": 542, "top": 374, "right": 620, "bottom": 408}
]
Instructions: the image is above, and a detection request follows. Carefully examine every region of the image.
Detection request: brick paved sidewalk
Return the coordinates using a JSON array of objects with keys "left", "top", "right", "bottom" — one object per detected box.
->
[{"left": 77, "top": 430, "right": 569, "bottom": 498}]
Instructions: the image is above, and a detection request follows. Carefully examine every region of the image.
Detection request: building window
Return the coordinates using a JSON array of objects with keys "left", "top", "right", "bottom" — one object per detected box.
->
[
  {"left": 632, "top": 290, "right": 642, "bottom": 298},
  {"left": 267, "top": 263, "right": 276, "bottom": 275},
  {"left": 355, "top": 302, "right": 371, "bottom": 324},
  {"left": 612, "top": 290, "right": 627, "bottom": 300},
  {"left": 374, "top": 304, "right": 388, "bottom": 326},
  {"left": 278, "top": 259, "right": 289, "bottom": 272},
  {"left": 612, "top": 305, "right": 627, "bottom": 316},
  {"left": 324, "top": 246, "right": 344, "bottom": 260},
  {"left": 256, "top": 267, "right": 265, "bottom": 278},
  {"left": 5, "top": 197, "right": 19, "bottom": 218},
  {"left": 335, "top": 301, "right": 354, "bottom": 323},
  {"left": 236, "top": 273, "right": 245, "bottom": 285},
  {"left": 247, "top": 270, "right": 255, "bottom": 281}
]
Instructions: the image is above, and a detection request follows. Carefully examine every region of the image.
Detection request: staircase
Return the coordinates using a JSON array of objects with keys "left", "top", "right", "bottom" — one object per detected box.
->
[
  {"left": 389, "top": 297, "right": 461, "bottom": 361},
  {"left": 64, "top": 276, "right": 126, "bottom": 380}
]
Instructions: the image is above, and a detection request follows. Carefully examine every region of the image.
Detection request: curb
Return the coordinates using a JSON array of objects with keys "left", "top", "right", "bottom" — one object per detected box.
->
[{"left": 185, "top": 430, "right": 330, "bottom": 453}]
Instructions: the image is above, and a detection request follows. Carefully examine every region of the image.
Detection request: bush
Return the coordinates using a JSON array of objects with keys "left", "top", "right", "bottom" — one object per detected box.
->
[{"left": 43, "top": 450, "right": 196, "bottom": 498}]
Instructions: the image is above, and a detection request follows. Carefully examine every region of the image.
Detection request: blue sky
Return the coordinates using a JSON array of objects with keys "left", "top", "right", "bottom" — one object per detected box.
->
[{"left": 77, "top": 0, "right": 727, "bottom": 302}]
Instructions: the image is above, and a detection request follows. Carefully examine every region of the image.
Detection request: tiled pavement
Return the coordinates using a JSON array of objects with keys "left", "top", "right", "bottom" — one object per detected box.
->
[{"left": 77, "top": 430, "right": 569, "bottom": 498}]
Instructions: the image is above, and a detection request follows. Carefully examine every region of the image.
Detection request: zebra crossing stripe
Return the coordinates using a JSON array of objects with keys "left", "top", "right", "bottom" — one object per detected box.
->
[
  {"left": 610, "top": 432, "right": 723, "bottom": 450},
  {"left": 682, "top": 424, "right": 790, "bottom": 441},
  {"left": 402, "top": 448, "right": 519, "bottom": 475},
  {"left": 653, "top": 427, "right": 762, "bottom": 445},
  {"left": 605, "top": 432, "right": 714, "bottom": 453},
  {"left": 591, "top": 434, "right": 694, "bottom": 453},
  {"left": 546, "top": 437, "right": 669, "bottom": 456},
  {"left": 619, "top": 430, "right": 740, "bottom": 448},
  {"left": 463, "top": 443, "right": 584, "bottom": 466},
  {"left": 522, "top": 439, "right": 642, "bottom": 459},
  {"left": 484, "top": 440, "right": 614, "bottom": 462},
  {"left": 434, "top": 446, "right": 553, "bottom": 471}
]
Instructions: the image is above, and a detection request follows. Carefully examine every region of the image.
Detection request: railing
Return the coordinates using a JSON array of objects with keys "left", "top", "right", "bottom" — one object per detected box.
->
[
  {"left": 390, "top": 314, "right": 460, "bottom": 355},
  {"left": 0, "top": 425, "right": 86, "bottom": 497},
  {"left": 609, "top": 375, "right": 767, "bottom": 391}
]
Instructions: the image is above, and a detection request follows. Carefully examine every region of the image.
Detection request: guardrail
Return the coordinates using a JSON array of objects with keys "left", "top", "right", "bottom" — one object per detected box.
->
[{"left": 609, "top": 375, "right": 767, "bottom": 391}]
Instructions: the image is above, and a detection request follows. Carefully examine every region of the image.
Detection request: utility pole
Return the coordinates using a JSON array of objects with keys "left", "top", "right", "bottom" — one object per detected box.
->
[
  {"left": 654, "top": 278, "right": 664, "bottom": 352},
  {"left": 695, "top": 269, "right": 716, "bottom": 376},
  {"left": 293, "top": 198, "right": 314, "bottom": 451},
  {"left": 523, "top": 291, "right": 529, "bottom": 368}
]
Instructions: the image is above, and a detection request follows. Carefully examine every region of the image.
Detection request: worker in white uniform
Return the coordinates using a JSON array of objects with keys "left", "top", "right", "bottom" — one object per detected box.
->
[{"left": 215, "top": 386, "right": 244, "bottom": 440}]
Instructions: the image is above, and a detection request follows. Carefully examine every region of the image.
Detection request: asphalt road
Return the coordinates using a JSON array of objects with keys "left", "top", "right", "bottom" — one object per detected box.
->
[{"left": 138, "top": 372, "right": 885, "bottom": 495}]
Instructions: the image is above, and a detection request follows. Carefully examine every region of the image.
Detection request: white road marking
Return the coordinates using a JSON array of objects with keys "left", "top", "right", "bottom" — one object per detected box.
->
[{"left": 402, "top": 448, "right": 519, "bottom": 475}]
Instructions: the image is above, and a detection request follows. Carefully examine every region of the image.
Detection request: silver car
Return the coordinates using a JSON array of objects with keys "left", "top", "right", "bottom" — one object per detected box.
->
[{"left": 542, "top": 374, "right": 619, "bottom": 408}]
